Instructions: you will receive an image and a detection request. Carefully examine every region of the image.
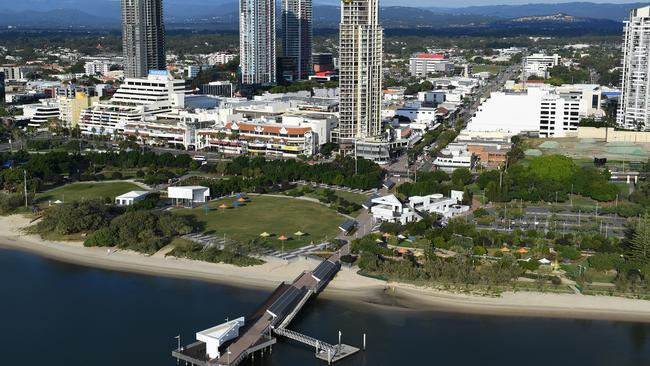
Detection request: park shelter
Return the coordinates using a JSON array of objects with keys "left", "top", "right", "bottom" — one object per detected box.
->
[
  {"left": 168, "top": 186, "right": 210, "bottom": 207},
  {"left": 339, "top": 219, "right": 357, "bottom": 234},
  {"left": 115, "top": 191, "right": 150, "bottom": 206}
]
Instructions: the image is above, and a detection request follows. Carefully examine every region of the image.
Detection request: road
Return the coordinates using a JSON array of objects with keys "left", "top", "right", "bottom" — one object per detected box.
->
[{"left": 461, "top": 65, "right": 520, "bottom": 124}]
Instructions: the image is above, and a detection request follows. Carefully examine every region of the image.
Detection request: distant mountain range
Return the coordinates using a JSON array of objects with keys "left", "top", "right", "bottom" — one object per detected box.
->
[
  {"left": 426, "top": 2, "right": 645, "bottom": 21},
  {"left": 0, "top": 1, "right": 639, "bottom": 30}
]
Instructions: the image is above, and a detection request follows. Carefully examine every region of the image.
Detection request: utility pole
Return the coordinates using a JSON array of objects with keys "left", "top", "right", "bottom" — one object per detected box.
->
[
  {"left": 23, "top": 170, "right": 28, "bottom": 208},
  {"left": 354, "top": 139, "right": 358, "bottom": 175}
]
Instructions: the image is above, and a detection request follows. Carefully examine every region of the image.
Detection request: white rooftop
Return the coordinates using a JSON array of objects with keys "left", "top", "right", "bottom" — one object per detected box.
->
[{"left": 116, "top": 191, "right": 149, "bottom": 199}]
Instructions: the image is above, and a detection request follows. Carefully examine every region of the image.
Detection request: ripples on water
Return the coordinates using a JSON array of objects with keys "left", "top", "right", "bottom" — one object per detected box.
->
[{"left": 0, "top": 248, "right": 649, "bottom": 366}]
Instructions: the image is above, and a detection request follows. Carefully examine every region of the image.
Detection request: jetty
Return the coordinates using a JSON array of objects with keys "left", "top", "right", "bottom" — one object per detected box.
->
[{"left": 172, "top": 248, "right": 361, "bottom": 365}]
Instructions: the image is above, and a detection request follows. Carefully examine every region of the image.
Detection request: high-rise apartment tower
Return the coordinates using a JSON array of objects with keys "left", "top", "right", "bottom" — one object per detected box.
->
[
  {"left": 121, "top": 0, "right": 167, "bottom": 78},
  {"left": 338, "top": 0, "right": 384, "bottom": 146},
  {"left": 618, "top": 5, "right": 650, "bottom": 130},
  {"left": 281, "top": 0, "right": 313, "bottom": 80},
  {"left": 240, "top": 0, "right": 277, "bottom": 85}
]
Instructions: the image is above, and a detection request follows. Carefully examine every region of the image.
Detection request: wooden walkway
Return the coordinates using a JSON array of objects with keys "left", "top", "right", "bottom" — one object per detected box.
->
[{"left": 173, "top": 247, "right": 358, "bottom": 366}]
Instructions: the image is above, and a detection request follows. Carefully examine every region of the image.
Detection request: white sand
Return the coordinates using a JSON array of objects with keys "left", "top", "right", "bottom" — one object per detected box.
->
[{"left": 2, "top": 214, "right": 650, "bottom": 323}]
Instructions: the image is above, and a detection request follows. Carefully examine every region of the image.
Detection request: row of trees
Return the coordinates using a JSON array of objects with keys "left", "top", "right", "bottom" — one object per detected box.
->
[
  {"left": 477, "top": 155, "right": 620, "bottom": 202},
  {"left": 352, "top": 234, "right": 523, "bottom": 286}
]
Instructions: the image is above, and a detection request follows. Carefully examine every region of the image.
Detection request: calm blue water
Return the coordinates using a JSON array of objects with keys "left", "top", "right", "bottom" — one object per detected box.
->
[{"left": 1, "top": 247, "right": 650, "bottom": 366}]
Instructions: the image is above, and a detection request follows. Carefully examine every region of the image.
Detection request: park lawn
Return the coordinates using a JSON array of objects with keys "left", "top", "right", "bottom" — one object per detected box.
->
[
  {"left": 36, "top": 181, "right": 144, "bottom": 204},
  {"left": 333, "top": 190, "right": 369, "bottom": 205},
  {"left": 175, "top": 195, "right": 344, "bottom": 251}
]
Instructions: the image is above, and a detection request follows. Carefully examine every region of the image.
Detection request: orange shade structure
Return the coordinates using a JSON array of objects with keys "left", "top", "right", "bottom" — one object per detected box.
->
[
  {"left": 219, "top": 204, "right": 229, "bottom": 209},
  {"left": 237, "top": 198, "right": 247, "bottom": 203},
  {"left": 516, "top": 248, "right": 529, "bottom": 254},
  {"left": 278, "top": 235, "right": 289, "bottom": 241}
]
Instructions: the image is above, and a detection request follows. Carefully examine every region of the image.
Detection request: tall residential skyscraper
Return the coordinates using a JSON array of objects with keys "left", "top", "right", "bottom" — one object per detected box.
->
[
  {"left": 618, "top": 5, "right": 650, "bottom": 130},
  {"left": 121, "top": 0, "right": 167, "bottom": 78},
  {"left": 281, "top": 0, "right": 313, "bottom": 81},
  {"left": 338, "top": 0, "right": 384, "bottom": 147},
  {"left": 240, "top": 0, "right": 277, "bottom": 86}
]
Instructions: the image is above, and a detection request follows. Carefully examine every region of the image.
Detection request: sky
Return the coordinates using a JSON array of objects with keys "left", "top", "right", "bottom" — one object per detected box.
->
[{"left": 0, "top": 0, "right": 646, "bottom": 10}]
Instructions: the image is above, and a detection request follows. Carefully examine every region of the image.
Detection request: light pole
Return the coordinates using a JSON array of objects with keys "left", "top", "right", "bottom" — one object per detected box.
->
[{"left": 23, "top": 170, "right": 28, "bottom": 208}]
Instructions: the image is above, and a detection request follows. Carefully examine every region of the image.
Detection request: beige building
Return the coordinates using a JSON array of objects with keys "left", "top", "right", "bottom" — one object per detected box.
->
[
  {"left": 338, "top": 0, "right": 384, "bottom": 148},
  {"left": 58, "top": 92, "right": 99, "bottom": 127}
]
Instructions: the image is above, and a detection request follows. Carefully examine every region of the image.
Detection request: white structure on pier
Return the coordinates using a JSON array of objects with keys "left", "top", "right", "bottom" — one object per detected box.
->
[{"left": 196, "top": 317, "right": 245, "bottom": 359}]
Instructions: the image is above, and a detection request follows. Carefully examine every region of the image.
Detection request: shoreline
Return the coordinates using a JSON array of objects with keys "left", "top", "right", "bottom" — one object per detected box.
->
[{"left": 3, "top": 215, "right": 650, "bottom": 324}]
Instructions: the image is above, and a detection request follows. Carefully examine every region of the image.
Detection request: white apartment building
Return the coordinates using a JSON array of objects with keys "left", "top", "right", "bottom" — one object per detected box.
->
[
  {"left": 23, "top": 100, "right": 60, "bottom": 129},
  {"left": 1, "top": 65, "right": 39, "bottom": 81},
  {"left": 79, "top": 71, "right": 185, "bottom": 136},
  {"left": 467, "top": 83, "right": 603, "bottom": 138},
  {"left": 207, "top": 52, "right": 236, "bottom": 65},
  {"left": 84, "top": 60, "right": 111, "bottom": 76},
  {"left": 409, "top": 54, "right": 454, "bottom": 77},
  {"left": 618, "top": 5, "right": 650, "bottom": 130},
  {"left": 524, "top": 53, "right": 560, "bottom": 79},
  {"left": 240, "top": 0, "right": 277, "bottom": 85}
]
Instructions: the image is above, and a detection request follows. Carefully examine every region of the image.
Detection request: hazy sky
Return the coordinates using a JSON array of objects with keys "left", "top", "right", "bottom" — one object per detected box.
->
[{"left": 0, "top": 0, "right": 646, "bottom": 9}]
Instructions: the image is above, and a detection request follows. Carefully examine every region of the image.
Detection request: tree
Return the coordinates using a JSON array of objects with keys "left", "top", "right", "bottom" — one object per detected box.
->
[
  {"left": 451, "top": 168, "right": 472, "bottom": 186},
  {"left": 626, "top": 214, "right": 650, "bottom": 266}
]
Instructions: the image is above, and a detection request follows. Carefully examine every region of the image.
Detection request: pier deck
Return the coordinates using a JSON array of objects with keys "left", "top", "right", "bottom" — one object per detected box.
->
[{"left": 173, "top": 248, "right": 358, "bottom": 365}]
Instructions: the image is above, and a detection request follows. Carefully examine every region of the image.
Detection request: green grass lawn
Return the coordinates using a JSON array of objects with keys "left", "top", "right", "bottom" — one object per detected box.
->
[
  {"left": 333, "top": 190, "right": 369, "bottom": 205},
  {"left": 36, "top": 182, "right": 144, "bottom": 204},
  {"left": 175, "top": 195, "right": 344, "bottom": 250},
  {"left": 614, "top": 182, "right": 631, "bottom": 198}
]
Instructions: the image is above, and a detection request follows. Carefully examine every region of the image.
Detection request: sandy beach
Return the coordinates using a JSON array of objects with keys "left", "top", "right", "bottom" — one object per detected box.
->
[{"left": 2, "top": 214, "right": 650, "bottom": 323}]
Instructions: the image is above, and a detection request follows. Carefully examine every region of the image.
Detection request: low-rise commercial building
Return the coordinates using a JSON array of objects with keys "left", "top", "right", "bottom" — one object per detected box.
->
[
  {"left": 524, "top": 53, "right": 560, "bottom": 79},
  {"left": 23, "top": 100, "right": 60, "bottom": 129},
  {"left": 433, "top": 143, "right": 474, "bottom": 172},
  {"left": 79, "top": 71, "right": 185, "bottom": 136},
  {"left": 467, "top": 83, "right": 604, "bottom": 138},
  {"left": 197, "top": 120, "right": 315, "bottom": 158},
  {"left": 409, "top": 54, "right": 454, "bottom": 77}
]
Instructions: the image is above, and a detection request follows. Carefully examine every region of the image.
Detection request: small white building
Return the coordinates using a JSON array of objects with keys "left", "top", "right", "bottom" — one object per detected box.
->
[
  {"left": 168, "top": 186, "right": 210, "bottom": 207},
  {"left": 115, "top": 191, "right": 150, "bottom": 206},
  {"left": 433, "top": 143, "right": 474, "bottom": 172},
  {"left": 371, "top": 192, "right": 469, "bottom": 225},
  {"left": 196, "top": 317, "right": 245, "bottom": 360},
  {"left": 371, "top": 195, "right": 419, "bottom": 225}
]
